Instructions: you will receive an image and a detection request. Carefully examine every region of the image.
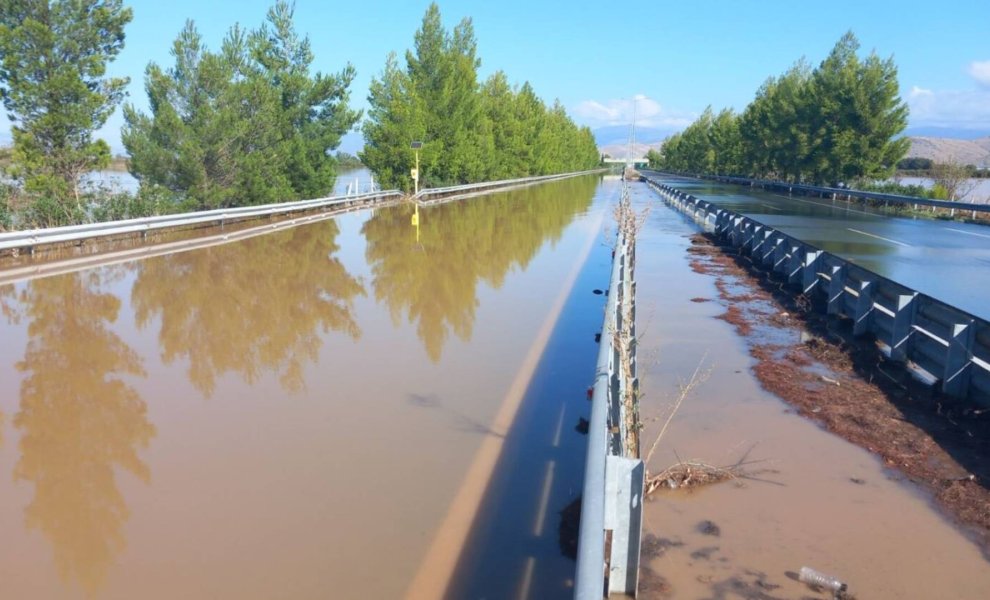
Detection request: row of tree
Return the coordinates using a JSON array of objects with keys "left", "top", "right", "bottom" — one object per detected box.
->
[
  {"left": 122, "top": 2, "right": 360, "bottom": 211},
  {"left": 360, "top": 4, "right": 600, "bottom": 190},
  {"left": 649, "top": 32, "right": 910, "bottom": 186},
  {"left": 1, "top": 1, "right": 597, "bottom": 228}
]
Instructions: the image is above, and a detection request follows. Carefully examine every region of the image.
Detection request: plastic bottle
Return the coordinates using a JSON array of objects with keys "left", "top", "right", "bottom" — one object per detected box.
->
[{"left": 798, "top": 566, "right": 847, "bottom": 596}]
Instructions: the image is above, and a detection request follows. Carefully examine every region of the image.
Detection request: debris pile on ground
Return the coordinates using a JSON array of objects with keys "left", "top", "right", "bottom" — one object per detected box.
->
[{"left": 645, "top": 460, "right": 738, "bottom": 494}]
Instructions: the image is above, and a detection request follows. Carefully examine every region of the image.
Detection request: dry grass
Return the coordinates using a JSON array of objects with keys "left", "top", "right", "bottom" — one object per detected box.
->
[
  {"left": 645, "top": 460, "right": 738, "bottom": 494},
  {"left": 610, "top": 183, "right": 650, "bottom": 456}
]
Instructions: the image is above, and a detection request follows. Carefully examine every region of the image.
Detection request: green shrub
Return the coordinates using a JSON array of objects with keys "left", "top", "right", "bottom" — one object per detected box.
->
[
  {"left": 0, "top": 184, "right": 12, "bottom": 231},
  {"left": 855, "top": 180, "right": 931, "bottom": 198},
  {"left": 89, "top": 185, "right": 180, "bottom": 222}
]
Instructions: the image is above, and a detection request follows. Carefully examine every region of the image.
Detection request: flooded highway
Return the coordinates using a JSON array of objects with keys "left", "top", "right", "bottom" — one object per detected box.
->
[
  {"left": 648, "top": 175, "right": 990, "bottom": 321},
  {"left": 5, "top": 172, "right": 988, "bottom": 599},
  {"left": 0, "top": 175, "right": 610, "bottom": 599}
]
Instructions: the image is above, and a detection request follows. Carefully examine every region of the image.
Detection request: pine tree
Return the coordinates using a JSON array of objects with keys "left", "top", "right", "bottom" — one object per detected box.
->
[
  {"left": 361, "top": 4, "right": 599, "bottom": 188},
  {"left": 360, "top": 53, "right": 424, "bottom": 191},
  {"left": 803, "top": 32, "right": 909, "bottom": 184},
  {"left": 0, "top": 0, "right": 132, "bottom": 225},
  {"left": 123, "top": 2, "right": 358, "bottom": 209}
]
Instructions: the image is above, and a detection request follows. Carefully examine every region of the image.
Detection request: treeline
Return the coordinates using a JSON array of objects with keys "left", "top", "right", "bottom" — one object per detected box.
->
[
  {"left": 0, "top": 1, "right": 595, "bottom": 230},
  {"left": 122, "top": 3, "right": 360, "bottom": 212},
  {"left": 1, "top": 1, "right": 359, "bottom": 227},
  {"left": 360, "top": 4, "right": 600, "bottom": 191},
  {"left": 896, "top": 157, "right": 989, "bottom": 179},
  {"left": 649, "top": 32, "right": 910, "bottom": 187}
]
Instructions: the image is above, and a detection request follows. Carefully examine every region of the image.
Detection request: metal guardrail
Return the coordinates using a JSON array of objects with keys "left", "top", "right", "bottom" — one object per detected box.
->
[
  {"left": 574, "top": 197, "right": 644, "bottom": 599},
  {"left": 646, "top": 171, "right": 990, "bottom": 215},
  {"left": 0, "top": 189, "right": 404, "bottom": 254},
  {"left": 0, "top": 170, "right": 609, "bottom": 255},
  {"left": 644, "top": 175, "right": 990, "bottom": 407},
  {"left": 0, "top": 198, "right": 387, "bottom": 287},
  {"left": 413, "top": 169, "right": 606, "bottom": 205}
]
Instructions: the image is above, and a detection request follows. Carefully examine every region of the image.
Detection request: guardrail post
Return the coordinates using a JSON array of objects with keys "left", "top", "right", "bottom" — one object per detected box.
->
[
  {"left": 802, "top": 251, "right": 823, "bottom": 294},
  {"left": 827, "top": 264, "right": 846, "bottom": 315},
  {"left": 889, "top": 293, "right": 918, "bottom": 362},
  {"left": 786, "top": 245, "right": 803, "bottom": 284},
  {"left": 944, "top": 320, "right": 975, "bottom": 397},
  {"left": 715, "top": 210, "right": 728, "bottom": 236},
  {"left": 761, "top": 232, "right": 777, "bottom": 267},
  {"left": 748, "top": 224, "right": 763, "bottom": 255},
  {"left": 771, "top": 236, "right": 787, "bottom": 273},
  {"left": 729, "top": 217, "right": 742, "bottom": 246},
  {"left": 853, "top": 280, "right": 874, "bottom": 336},
  {"left": 605, "top": 456, "right": 645, "bottom": 596}
]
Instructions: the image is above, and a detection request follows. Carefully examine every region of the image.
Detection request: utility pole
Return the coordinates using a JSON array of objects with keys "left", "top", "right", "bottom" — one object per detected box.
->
[{"left": 411, "top": 141, "right": 423, "bottom": 195}]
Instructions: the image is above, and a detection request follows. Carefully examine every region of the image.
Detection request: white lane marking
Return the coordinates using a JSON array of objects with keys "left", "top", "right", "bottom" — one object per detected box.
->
[
  {"left": 847, "top": 228, "right": 911, "bottom": 247},
  {"left": 945, "top": 227, "right": 990, "bottom": 240},
  {"left": 533, "top": 461, "right": 556, "bottom": 536},
  {"left": 760, "top": 203, "right": 782, "bottom": 211},
  {"left": 551, "top": 403, "right": 567, "bottom": 448},
  {"left": 772, "top": 193, "right": 881, "bottom": 219},
  {"left": 517, "top": 557, "right": 536, "bottom": 600}
]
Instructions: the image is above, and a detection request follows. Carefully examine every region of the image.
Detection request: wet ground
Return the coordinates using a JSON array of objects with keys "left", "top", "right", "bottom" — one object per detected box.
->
[
  {"left": 0, "top": 175, "right": 609, "bottom": 599},
  {"left": 632, "top": 181, "right": 990, "bottom": 599}
]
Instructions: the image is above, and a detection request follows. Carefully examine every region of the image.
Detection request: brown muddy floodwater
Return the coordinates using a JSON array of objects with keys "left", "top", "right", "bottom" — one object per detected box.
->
[
  {"left": 631, "top": 181, "right": 990, "bottom": 599},
  {"left": 0, "top": 175, "right": 608, "bottom": 599}
]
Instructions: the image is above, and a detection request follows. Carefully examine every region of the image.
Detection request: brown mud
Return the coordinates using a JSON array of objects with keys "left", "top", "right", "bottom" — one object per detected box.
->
[{"left": 686, "top": 232, "right": 990, "bottom": 556}]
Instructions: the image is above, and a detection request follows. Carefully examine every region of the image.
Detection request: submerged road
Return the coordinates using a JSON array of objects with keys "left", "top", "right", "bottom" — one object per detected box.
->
[
  {"left": 0, "top": 174, "right": 610, "bottom": 599},
  {"left": 648, "top": 174, "right": 990, "bottom": 321}
]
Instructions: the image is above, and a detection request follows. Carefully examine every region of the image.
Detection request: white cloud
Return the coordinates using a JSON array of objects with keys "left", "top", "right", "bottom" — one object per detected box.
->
[
  {"left": 968, "top": 60, "right": 990, "bottom": 88},
  {"left": 572, "top": 95, "right": 693, "bottom": 129},
  {"left": 906, "top": 85, "right": 990, "bottom": 130}
]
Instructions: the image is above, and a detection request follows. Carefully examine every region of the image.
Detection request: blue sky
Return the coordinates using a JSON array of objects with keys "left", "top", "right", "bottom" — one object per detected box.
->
[{"left": 2, "top": 0, "right": 989, "bottom": 153}]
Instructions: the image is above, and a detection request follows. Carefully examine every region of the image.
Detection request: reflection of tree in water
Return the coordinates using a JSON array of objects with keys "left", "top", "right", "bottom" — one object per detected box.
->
[
  {"left": 0, "top": 282, "right": 17, "bottom": 323},
  {"left": 131, "top": 220, "right": 364, "bottom": 396},
  {"left": 363, "top": 176, "right": 597, "bottom": 361},
  {"left": 14, "top": 272, "right": 154, "bottom": 595},
  {"left": 1, "top": 282, "right": 15, "bottom": 449}
]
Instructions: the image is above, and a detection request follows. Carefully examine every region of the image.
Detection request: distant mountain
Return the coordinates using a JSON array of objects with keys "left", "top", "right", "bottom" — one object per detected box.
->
[
  {"left": 907, "top": 136, "right": 990, "bottom": 166},
  {"left": 592, "top": 125, "right": 673, "bottom": 147},
  {"left": 597, "top": 133, "right": 990, "bottom": 166},
  {"left": 903, "top": 127, "right": 990, "bottom": 140},
  {"left": 599, "top": 141, "right": 663, "bottom": 160}
]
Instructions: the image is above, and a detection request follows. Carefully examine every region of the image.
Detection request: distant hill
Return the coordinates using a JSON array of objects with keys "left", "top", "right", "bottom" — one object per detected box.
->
[
  {"left": 906, "top": 136, "right": 990, "bottom": 167},
  {"left": 596, "top": 133, "right": 990, "bottom": 167},
  {"left": 599, "top": 141, "right": 663, "bottom": 160},
  {"left": 903, "top": 126, "right": 990, "bottom": 140}
]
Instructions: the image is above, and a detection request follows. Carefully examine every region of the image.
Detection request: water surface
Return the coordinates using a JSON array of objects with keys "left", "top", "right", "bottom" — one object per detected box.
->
[
  {"left": 0, "top": 175, "right": 605, "bottom": 599},
  {"left": 633, "top": 181, "right": 990, "bottom": 598},
  {"left": 654, "top": 175, "right": 990, "bottom": 320}
]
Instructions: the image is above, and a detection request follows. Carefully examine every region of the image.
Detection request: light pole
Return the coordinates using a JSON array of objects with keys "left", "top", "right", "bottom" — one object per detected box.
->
[{"left": 410, "top": 141, "right": 423, "bottom": 195}]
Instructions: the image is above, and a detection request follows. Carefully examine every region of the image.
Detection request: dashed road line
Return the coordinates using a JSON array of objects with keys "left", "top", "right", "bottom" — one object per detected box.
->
[
  {"left": 944, "top": 227, "right": 990, "bottom": 240},
  {"left": 847, "top": 228, "right": 911, "bottom": 247},
  {"left": 771, "top": 193, "right": 881, "bottom": 218}
]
